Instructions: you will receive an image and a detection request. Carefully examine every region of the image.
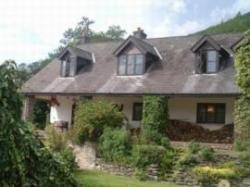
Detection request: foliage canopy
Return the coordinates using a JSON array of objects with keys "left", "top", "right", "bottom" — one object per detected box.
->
[
  {"left": 234, "top": 30, "right": 250, "bottom": 142},
  {"left": 70, "top": 99, "right": 124, "bottom": 144},
  {"left": 0, "top": 61, "right": 77, "bottom": 186}
]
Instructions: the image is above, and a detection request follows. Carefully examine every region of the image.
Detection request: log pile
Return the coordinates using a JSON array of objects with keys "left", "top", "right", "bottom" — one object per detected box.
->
[{"left": 166, "top": 120, "right": 233, "bottom": 143}]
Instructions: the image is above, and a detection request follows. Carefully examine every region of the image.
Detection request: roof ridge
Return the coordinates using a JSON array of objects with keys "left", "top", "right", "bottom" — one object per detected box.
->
[{"left": 146, "top": 32, "right": 243, "bottom": 41}]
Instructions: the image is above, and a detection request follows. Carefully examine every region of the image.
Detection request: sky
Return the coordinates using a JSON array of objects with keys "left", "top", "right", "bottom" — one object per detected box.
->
[{"left": 0, "top": 0, "right": 250, "bottom": 64}]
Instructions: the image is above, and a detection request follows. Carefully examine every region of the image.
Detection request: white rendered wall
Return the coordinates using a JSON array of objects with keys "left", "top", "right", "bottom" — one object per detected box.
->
[
  {"left": 168, "top": 97, "right": 235, "bottom": 130},
  {"left": 48, "top": 95, "right": 235, "bottom": 130},
  {"left": 50, "top": 96, "right": 74, "bottom": 127},
  {"left": 95, "top": 96, "right": 235, "bottom": 130}
]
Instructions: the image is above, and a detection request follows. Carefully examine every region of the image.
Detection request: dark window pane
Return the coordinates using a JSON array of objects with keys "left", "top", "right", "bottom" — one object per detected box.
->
[
  {"left": 197, "top": 103, "right": 225, "bottom": 124},
  {"left": 127, "top": 55, "right": 135, "bottom": 75},
  {"left": 207, "top": 50, "right": 217, "bottom": 61},
  {"left": 65, "top": 59, "right": 70, "bottom": 77},
  {"left": 206, "top": 105, "right": 215, "bottom": 123},
  {"left": 216, "top": 104, "right": 225, "bottom": 123},
  {"left": 135, "top": 54, "right": 144, "bottom": 74},
  {"left": 133, "top": 103, "right": 143, "bottom": 121},
  {"left": 206, "top": 50, "right": 217, "bottom": 73},
  {"left": 118, "top": 55, "right": 126, "bottom": 75},
  {"left": 197, "top": 104, "right": 206, "bottom": 123}
]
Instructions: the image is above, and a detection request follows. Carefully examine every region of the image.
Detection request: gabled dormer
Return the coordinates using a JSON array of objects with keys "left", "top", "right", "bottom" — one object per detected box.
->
[
  {"left": 191, "top": 35, "right": 230, "bottom": 74},
  {"left": 58, "top": 46, "right": 93, "bottom": 77},
  {"left": 113, "top": 28, "right": 160, "bottom": 76}
]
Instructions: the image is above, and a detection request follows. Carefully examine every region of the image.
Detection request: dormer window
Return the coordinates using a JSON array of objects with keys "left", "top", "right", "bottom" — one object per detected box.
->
[
  {"left": 118, "top": 54, "right": 144, "bottom": 75},
  {"left": 58, "top": 47, "right": 93, "bottom": 77},
  {"left": 191, "top": 35, "right": 230, "bottom": 74},
  {"left": 114, "top": 29, "right": 160, "bottom": 76}
]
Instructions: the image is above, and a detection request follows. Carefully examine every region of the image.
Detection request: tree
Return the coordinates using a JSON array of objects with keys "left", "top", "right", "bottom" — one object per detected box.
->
[
  {"left": 106, "top": 25, "right": 126, "bottom": 40},
  {"left": 60, "top": 17, "right": 95, "bottom": 46},
  {"left": 59, "top": 17, "right": 126, "bottom": 46},
  {"left": 234, "top": 30, "right": 250, "bottom": 142},
  {"left": 0, "top": 60, "right": 77, "bottom": 186}
]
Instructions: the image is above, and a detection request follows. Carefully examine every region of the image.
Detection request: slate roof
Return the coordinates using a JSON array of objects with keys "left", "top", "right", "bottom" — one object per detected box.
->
[
  {"left": 58, "top": 46, "right": 93, "bottom": 61},
  {"left": 113, "top": 35, "right": 158, "bottom": 57},
  {"left": 22, "top": 33, "right": 243, "bottom": 96}
]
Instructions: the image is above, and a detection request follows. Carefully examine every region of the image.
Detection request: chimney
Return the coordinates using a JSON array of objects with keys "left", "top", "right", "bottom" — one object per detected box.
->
[
  {"left": 133, "top": 27, "right": 147, "bottom": 39},
  {"left": 78, "top": 30, "right": 90, "bottom": 44}
]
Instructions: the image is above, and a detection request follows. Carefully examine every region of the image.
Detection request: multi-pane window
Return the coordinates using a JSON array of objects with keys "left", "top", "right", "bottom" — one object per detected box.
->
[
  {"left": 197, "top": 103, "right": 225, "bottom": 124},
  {"left": 132, "top": 103, "right": 143, "bottom": 121},
  {"left": 118, "top": 54, "right": 144, "bottom": 75},
  {"left": 206, "top": 50, "right": 217, "bottom": 73}
]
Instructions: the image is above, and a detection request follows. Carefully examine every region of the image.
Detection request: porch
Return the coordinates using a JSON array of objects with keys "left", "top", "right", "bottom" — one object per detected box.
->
[{"left": 23, "top": 95, "right": 236, "bottom": 143}]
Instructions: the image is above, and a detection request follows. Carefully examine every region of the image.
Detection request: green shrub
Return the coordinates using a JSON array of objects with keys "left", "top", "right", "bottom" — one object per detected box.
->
[
  {"left": 45, "top": 126, "right": 77, "bottom": 172},
  {"left": 134, "top": 169, "right": 148, "bottom": 181},
  {"left": 240, "top": 151, "right": 250, "bottom": 166},
  {"left": 57, "top": 148, "right": 77, "bottom": 172},
  {"left": 70, "top": 100, "right": 124, "bottom": 144},
  {"left": 188, "top": 141, "right": 201, "bottom": 154},
  {"left": 32, "top": 99, "right": 49, "bottom": 129},
  {"left": 98, "top": 127, "right": 131, "bottom": 163},
  {"left": 177, "top": 151, "right": 198, "bottom": 168},
  {"left": 142, "top": 96, "right": 169, "bottom": 144},
  {"left": 199, "top": 147, "right": 215, "bottom": 161},
  {"left": 132, "top": 144, "right": 166, "bottom": 168},
  {"left": 160, "top": 137, "right": 171, "bottom": 148},
  {"left": 193, "top": 166, "right": 236, "bottom": 183},
  {"left": 45, "top": 125, "right": 67, "bottom": 151},
  {"left": 193, "top": 164, "right": 249, "bottom": 183},
  {"left": 159, "top": 149, "right": 177, "bottom": 173},
  {"left": 140, "top": 128, "right": 170, "bottom": 148},
  {"left": 235, "top": 140, "right": 250, "bottom": 152}
]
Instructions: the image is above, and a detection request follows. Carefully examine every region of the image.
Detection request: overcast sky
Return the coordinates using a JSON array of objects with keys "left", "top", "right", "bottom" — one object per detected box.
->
[{"left": 1, "top": 0, "right": 250, "bottom": 64}]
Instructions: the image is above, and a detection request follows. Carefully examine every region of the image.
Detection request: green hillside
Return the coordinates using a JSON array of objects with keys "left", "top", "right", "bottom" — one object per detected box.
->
[{"left": 196, "top": 12, "right": 250, "bottom": 34}]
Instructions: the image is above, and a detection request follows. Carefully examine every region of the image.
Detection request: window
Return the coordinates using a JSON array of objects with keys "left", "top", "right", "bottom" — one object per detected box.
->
[
  {"left": 61, "top": 56, "right": 71, "bottom": 77},
  {"left": 197, "top": 103, "right": 225, "bottom": 124},
  {"left": 118, "top": 55, "right": 126, "bottom": 75},
  {"left": 198, "top": 50, "right": 218, "bottom": 74},
  {"left": 132, "top": 103, "right": 143, "bottom": 121},
  {"left": 206, "top": 50, "right": 217, "bottom": 73},
  {"left": 135, "top": 55, "right": 144, "bottom": 74},
  {"left": 127, "top": 55, "right": 135, "bottom": 75},
  {"left": 118, "top": 54, "right": 144, "bottom": 75}
]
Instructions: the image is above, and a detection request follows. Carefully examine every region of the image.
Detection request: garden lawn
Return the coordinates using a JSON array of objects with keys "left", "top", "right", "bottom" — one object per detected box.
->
[{"left": 75, "top": 170, "right": 179, "bottom": 187}]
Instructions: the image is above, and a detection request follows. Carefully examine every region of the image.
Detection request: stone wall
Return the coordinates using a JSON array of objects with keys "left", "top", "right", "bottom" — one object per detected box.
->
[
  {"left": 70, "top": 142, "right": 96, "bottom": 170},
  {"left": 71, "top": 142, "right": 249, "bottom": 187}
]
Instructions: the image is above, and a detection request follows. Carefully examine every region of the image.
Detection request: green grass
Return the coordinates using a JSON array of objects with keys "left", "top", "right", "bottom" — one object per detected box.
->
[{"left": 75, "top": 170, "right": 179, "bottom": 187}]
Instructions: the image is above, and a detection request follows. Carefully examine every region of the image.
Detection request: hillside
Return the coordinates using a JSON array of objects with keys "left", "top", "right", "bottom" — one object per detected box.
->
[{"left": 196, "top": 12, "right": 250, "bottom": 34}]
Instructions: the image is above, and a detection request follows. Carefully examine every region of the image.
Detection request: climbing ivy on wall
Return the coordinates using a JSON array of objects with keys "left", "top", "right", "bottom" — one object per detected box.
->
[
  {"left": 234, "top": 30, "right": 250, "bottom": 142},
  {"left": 141, "top": 95, "right": 169, "bottom": 144},
  {"left": 0, "top": 61, "right": 77, "bottom": 186}
]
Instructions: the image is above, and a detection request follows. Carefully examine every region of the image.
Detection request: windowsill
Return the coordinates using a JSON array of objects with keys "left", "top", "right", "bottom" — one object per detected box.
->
[
  {"left": 58, "top": 77, "right": 75, "bottom": 79},
  {"left": 197, "top": 122, "right": 225, "bottom": 124},
  {"left": 197, "top": 123, "right": 225, "bottom": 131},
  {"left": 193, "top": 73, "right": 218, "bottom": 76},
  {"left": 116, "top": 74, "right": 144, "bottom": 77}
]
